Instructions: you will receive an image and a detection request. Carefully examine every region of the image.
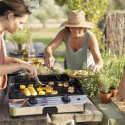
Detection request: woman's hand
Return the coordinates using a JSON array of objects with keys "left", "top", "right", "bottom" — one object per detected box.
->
[
  {"left": 20, "top": 63, "right": 37, "bottom": 78},
  {"left": 91, "top": 65, "right": 100, "bottom": 72},
  {"left": 44, "top": 56, "right": 55, "bottom": 69}
]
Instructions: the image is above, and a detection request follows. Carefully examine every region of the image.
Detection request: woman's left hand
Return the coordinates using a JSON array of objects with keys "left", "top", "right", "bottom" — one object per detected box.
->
[{"left": 91, "top": 65, "right": 100, "bottom": 72}]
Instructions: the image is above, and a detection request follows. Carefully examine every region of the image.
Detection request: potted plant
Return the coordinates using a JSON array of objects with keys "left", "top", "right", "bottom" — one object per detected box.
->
[
  {"left": 11, "top": 27, "right": 31, "bottom": 52},
  {"left": 98, "top": 74, "right": 112, "bottom": 103},
  {"left": 109, "top": 77, "right": 120, "bottom": 97}
]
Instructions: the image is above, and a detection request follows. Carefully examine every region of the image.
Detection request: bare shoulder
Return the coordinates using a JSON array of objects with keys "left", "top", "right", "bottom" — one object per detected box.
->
[
  {"left": 89, "top": 32, "right": 98, "bottom": 45},
  {"left": 57, "top": 28, "right": 68, "bottom": 42}
]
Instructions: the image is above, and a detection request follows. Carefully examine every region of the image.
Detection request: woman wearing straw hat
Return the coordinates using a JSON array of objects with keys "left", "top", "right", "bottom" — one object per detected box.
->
[
  {"left": 44, "top": 10, "right": 103, "bottom": 72},
  {"left": 0, "top": 0, "right": 39, "bottom": 90}
]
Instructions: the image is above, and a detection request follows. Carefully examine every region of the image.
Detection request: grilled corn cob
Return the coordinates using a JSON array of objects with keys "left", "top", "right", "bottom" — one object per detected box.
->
[
  {"left": 28, "top": 84, "right": 34, "bottom": 87},
  {"left": 24, "top": 88, "right": 31, "bottom": 96},
  {"left": 37, "top": 88, "right": 43, "bottom": 91},
  {"left": 20, "top": 85, "right": 26, "bottom": 89},
  {"left": 28, "top": 87, "right": 37, "bottom": 96}
]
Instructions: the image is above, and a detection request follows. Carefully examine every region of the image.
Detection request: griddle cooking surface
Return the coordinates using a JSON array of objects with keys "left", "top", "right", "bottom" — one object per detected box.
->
[{"left": 8, "top": 74, "right": 85, "bottom": 99}]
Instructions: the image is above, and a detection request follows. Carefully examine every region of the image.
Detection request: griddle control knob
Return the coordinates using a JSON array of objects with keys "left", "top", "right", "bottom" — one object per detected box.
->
[
  {"left": 28, "top": 98, "right": 37, "bottom": 105},
  {"left": 61, "top": 95, "right": 71, "bottom": 103},
  {"left": 77, "top": 98, "right": 80, "bottom": 101}
]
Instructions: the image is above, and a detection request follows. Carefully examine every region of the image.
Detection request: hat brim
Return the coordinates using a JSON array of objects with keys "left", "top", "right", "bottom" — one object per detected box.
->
[{"left": 60, "top": 21, "right": 94, "bottom": 28}]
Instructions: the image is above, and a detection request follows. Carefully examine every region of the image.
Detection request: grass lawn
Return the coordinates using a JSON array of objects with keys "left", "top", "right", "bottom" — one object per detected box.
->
[
  {"left": 6, "top": 28, "right": 66, "bottom": 63},
  {"left": 31, "top": 28, "right": 66, "bottom": 63}
]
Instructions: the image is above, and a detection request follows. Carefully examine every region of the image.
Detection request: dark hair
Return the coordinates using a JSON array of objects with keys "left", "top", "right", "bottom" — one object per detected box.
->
[{"left": 0, "top": 0, "right": 31, "bottom": 17}]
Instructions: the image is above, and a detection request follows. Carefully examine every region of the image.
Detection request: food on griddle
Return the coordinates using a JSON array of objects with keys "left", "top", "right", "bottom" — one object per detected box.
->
[
  {"left": 28, "top": 87, "right": 37, "bottom": 96},
  {"left": 64, "top": 82, "right": 68, "bottom": 87},
  {"left": 20, "top": 85, "right": 26, "bottom": 89},
  {"left": 20, "top": 89, "right": 24, "bottom": 93},
  {"left": 46, "top": 89, "right": 52, "bottom": 94},
  {"left": 37, "top": 88, "right": 43, "bottom": 91},
  {"left": 28, "top": 84, "right": 34, "bottom": 87},
  {"left": 48, "top": 81, "right": 54, "bottom": 85},
  {"left": 58, "top": 82, "right": 63, "bottom": 87},
  {"left": 68, "top": 85, "right": 74, "bottom": 90},
  {"left": 68, "top": 85, "right": 75, "bottom": 93},
  {"left": 38, "top": 85, "right": 42, "bottom": 88},
  {"left": 24, "top": 88, "right": 31, "bottom": 96},
  {"left": 51, "top": 90, "right": 58, "bottom": 95},
  {"left": 39, "top": 91, "right": 45, "bottom": 95},
  {"left": 42, "top": 87, "right": 47, "bottom": 90},
  {"left": 47, "top": 87, "right": 53, "bottom": 91},
  {"left": 46, "top": 85, "right": 51, "bottom": 88},
  {"left": 68, "top": 89, "right": 75, "bottom": 93}
]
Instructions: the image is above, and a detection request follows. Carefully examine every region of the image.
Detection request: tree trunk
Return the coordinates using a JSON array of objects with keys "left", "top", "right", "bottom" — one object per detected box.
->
[
  {"left": 18, "top": 44, "right": 22, "bottom": 52},
  {"left": 43, "top": 21, "right": 46, "bottom": 28}
]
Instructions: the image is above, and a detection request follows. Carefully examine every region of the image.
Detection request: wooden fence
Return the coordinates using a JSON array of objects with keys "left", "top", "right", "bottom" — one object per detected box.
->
[{"left": 102, "top": 11, "right": 125, "bottom": 56}]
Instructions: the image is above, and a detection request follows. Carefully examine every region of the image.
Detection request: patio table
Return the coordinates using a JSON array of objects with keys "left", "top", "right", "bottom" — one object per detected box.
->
[
  {"left": 0, "top": 88, "right": 103, "bottom": 125},
  {"left": 87, "top": 96, "right": 125, "bottom": 125}
]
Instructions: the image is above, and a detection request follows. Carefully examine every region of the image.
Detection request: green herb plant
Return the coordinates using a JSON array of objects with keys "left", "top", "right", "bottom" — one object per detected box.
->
[
  {"left": 110, "top": 77, "right": 120, "bottom": 90},
  {"left": 98, "top": 74, "right": 110, "bottom": 94},
  {"left": 11, "top": 27, "right": 31, "bottom": 51}
]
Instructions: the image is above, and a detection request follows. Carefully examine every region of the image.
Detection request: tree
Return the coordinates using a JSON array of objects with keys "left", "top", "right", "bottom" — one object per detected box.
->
[
  {"left": 111, "top": 0, "right": 125, "bottom": 10},
  {"left": 33, "top": 0, "right": 65, "bottom": 28},
  {"left": 55, "top": 0, "right": 110, "bottom": 49}
]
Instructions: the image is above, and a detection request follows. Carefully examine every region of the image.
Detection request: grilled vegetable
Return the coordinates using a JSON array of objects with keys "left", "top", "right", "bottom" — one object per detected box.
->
[
  {"left": 39, "top": 91, "right": 45, "bottom": 95},
  {"left": 64, "top": 82, "right": 68, "bottom": 87},
  {"left": 38, "top": 86, "right": 42, "bottom": 88},
  {"left": 48, "top": 87, "right": 53, "bottom": 91},
  {"left": 24, "top": 88, "right": 31, "bottom": 96},
  {"left": 58, "top": 82, "right": 63, "bottom": 87},
  {"left": 28, "top": 87, "right": 37, "bottom": 96},
  {"left": 46, "top": 89, "right": 52, "bottom": 94},
  {"left": 28, "top": 84, "right": 34, "bottom": 87},
  {"left": 48, "top": 81, "right": 54, "bottom": 85},
  {"left": 42, "top": 87, "right": 47, "bottom": 90},
  {"left": 20, "top": 85, "right": 26, "bottom": 89},
  {"left": 37, "top": 88, "right": 43, "bottom": 91},
  {"left": 51, "top": 90, "right": 58, "bottom": 95},
  {"left": 46, "top": 85, "right": 51, "bottom": 88}
]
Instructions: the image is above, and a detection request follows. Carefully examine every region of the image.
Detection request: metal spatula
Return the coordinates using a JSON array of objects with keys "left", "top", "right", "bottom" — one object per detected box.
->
[{"left": 35, "top": 76, "right": 43, "bottom": 85}]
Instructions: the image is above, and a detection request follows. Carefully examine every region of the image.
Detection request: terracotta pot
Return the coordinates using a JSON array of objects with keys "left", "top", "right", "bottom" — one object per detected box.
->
[
  {"left": 99, "top": 92, "right": 112, "bottom": 103},
  {"left": 110, "top": 89, "right": 118, "bottom": 97}
]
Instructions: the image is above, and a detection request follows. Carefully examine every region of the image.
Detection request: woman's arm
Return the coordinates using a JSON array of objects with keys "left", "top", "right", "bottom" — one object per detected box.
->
[
  {"left": 0, "top": 63, "right": 22, "bottom": 75},
  {"left": 44, "top": 28, "right": 67, "bottom": 68},
  {"left": 89, "top": 34, "right": 103, "bottom": 71},
  {"left": 5, "top": 57, "right": 29, "bottom": 64},
  {"left": 0, "top": 62, "right": 37, "bottom": 78},
  {"left": 116, "top": 69, "right": 125, "bottom": 101}
]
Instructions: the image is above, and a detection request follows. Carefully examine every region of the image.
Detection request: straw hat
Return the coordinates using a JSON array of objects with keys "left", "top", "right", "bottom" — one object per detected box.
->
[{"left": 60, "top": 10, "right": 94, "bottom": 28}]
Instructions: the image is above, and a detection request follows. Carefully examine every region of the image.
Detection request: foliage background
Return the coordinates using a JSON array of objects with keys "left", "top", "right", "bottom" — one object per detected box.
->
[{"left": 5, "top": 0, "right": 125, "bottom": 97}]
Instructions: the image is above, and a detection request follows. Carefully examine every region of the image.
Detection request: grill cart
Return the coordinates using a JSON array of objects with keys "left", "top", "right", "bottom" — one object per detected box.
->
[{"left": 8, "top": 74, "right": 88, "bottom": 117}]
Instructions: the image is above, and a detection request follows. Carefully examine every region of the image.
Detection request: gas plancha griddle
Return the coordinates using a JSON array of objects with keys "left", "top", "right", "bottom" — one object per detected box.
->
[{"left": 8, "top": 74, "right": 88, "bottom": 117}]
